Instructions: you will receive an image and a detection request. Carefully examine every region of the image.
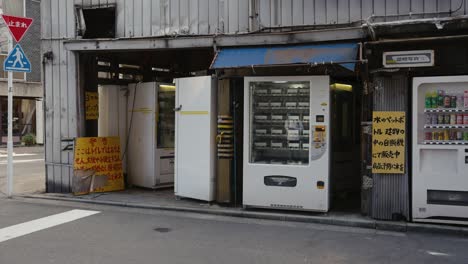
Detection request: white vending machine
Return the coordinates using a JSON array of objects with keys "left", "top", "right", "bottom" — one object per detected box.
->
[
  {"left": 412, "top": 76, "right": 468, "bottom": 224},
  {"left": 174, "top": 76, "right": 217, "bottom": 201},
  {"left": 127, "top": 82, "right": 176, "bottom": 189},
  {"left": 243, "top": 76, "right": 331, "bottom": 212}
]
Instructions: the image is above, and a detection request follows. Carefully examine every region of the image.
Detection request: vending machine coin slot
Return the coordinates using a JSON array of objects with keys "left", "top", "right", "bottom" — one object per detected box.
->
[{"left": 316, "top": 115, "right": 325, "bottom": 123}]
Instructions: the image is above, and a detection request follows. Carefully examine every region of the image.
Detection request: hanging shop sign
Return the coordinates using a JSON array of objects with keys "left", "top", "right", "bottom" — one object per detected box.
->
[
  {"left": 383, "top": 50, "right": 434, "bottom": 68},
  {"left": 372, "top": 111, "right": 406, "bottom": 174},
  {"left": 85, "top": 91, "right": 99, "bottom": 120},
  {"left": 73, "top": 137, "right": 124, "bottom": 195}
]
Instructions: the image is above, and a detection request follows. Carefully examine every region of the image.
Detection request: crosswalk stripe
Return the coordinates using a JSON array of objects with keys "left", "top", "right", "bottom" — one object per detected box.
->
[{"left": 0, "top": 209, "right": 100, "bottom": 243}]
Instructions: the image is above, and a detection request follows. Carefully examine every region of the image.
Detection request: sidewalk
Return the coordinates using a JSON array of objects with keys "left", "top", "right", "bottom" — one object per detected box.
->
[{"left": 19, "top": 188, "right": 468, "bottom": 237}]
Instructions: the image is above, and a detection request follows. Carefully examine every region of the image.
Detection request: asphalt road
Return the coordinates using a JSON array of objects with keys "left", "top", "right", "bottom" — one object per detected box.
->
[
  {"left": 0, "top": 198, "right": 467, "bottom": 264},
  {"left": 0, "top": 146, "right": 45, "bottom": 195}
]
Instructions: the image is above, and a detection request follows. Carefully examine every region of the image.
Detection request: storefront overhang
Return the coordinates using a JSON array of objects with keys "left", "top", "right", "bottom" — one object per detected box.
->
[
  {"left": 210, "top": 43, "right": 360, "bottom": 71},
  {"left": 62, "top": 27, "right": 366, "bottom": 52}
]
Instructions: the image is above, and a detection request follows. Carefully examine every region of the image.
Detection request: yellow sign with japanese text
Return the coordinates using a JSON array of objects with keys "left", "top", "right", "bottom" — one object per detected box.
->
[
  {"left": 372, "top": 111, "right": 406, "bottom": 174},
  {"left": 85, "top": 92, "right": 99, "bottom": 120},
  {"left": 73, "top": 137, "right": 124, "bottom": 195}
]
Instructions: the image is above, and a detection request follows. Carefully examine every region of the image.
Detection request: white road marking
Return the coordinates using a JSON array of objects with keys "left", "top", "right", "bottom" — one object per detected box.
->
[
  {"left": 0, "top": 153, "right": 37, "bottom": 158},
  {"left": 0, "top": 159, "right": 44, "bottom": 164},
  {"left": 0, "top": 209, "right": 100, "bottom": 243},
  {"left": 427, "top": 251, "right": 451, "bottom": 257}
]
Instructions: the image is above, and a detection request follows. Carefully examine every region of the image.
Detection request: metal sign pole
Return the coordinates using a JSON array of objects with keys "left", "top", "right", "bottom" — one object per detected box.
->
[{"left": 6, "top": 33, "right": 13, "bottom": 198}]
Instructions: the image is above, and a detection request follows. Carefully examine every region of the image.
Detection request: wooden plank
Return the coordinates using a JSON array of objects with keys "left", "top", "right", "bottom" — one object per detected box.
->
[
  {"left": 292, "top": 0, "right": 304, "bottom": 25},
  {"left": 189, "top": 0, "right": 199, "bottom": 34},
  {"left": 142, "top": 0, "right": 152, "bottom": 36}
]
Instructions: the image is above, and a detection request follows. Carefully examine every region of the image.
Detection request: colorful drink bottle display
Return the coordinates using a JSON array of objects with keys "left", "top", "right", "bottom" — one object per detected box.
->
[
  {"left": 425, "top": 92, "right": 432, "bottom": 108},
  {"left": 457, "top": 114, "right": 464, "bottom": 124},
  {"left": 438, "top": 90, "right": 445, "bottom": 108},
  {"left": 465, "top": 91, "right": 468, "bottom": 108},
  {"left": 444, "top": 96, "right": 451, "bottom": 108},
  {"left": 431, "top": 92, "right": 438, "bottom": 108}
]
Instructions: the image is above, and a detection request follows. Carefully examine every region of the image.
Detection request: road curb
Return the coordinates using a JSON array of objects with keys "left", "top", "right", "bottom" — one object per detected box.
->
[{"left": 15, "top": 194, "right": 467, "bottom": 236}]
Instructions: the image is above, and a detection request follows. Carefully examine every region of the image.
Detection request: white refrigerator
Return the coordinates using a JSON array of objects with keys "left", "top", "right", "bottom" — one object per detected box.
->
[
  {"left": 174, "top": 76, "right": 217, "bottom": 201},
  {"left": 127, "top": 82, "right": 175, "bottom": 189},
  {"left": 412, "top": 76, "right": 468, "bottom": 224},
  {"left": 243, "top": 76, "right": 331, "bottom": 212}
]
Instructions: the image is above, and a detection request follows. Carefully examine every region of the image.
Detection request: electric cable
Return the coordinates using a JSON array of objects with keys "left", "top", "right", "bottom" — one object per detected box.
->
[{"left": 121, "top": 81, "right": 140, "bottom": 161}]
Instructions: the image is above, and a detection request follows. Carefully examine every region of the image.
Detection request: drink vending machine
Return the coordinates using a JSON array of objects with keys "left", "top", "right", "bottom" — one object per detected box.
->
[
  {"left": 243, "top": 76, "right": 330, "bottom": 212},
  {"left": 127, "top": 82, "right": 176, "bottom": 189},
  {"left": 413, "top": 76, "right": 468, "bottom": 224}
]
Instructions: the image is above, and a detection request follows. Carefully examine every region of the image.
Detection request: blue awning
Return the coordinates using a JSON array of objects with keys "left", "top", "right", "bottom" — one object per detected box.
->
[{"left": 210, "top": 43, "right": 359, "bottom": 71}]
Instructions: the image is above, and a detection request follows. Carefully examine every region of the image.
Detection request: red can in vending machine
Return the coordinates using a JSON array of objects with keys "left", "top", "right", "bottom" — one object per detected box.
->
[
  {"left": 425, "top": 132, "right": 433, "bottom": 140},
  {"left": 457, "top": 114, "right": 464, "bottom": 124}
]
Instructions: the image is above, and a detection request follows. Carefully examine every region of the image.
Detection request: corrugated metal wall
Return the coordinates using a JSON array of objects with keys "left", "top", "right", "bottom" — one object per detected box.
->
[
  {"left": 257, "top": 0, "right": 467, "bottom": 28},
  {"left": 42, "top": 0, "right": 78, "bottom": 192},
  {"left": 42, "top": 0, "right": 468, "bottom": 40},
  {"left": 372, "top": 76, "right": 410, "bottom": 220}
]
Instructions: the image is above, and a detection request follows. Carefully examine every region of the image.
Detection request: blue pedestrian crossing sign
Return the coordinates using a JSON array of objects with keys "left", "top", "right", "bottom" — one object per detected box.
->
[{"left": 4, "top": 44, "right": 31, "bottom": 73}]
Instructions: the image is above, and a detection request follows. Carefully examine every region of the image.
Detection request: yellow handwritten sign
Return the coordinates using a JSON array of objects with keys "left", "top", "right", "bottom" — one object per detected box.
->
[
  {"left": 85, "top": 92, "right": 99, "bottom": 120},
  {"left": 372, "top": 111, "right": 406, "bottom": 174},
  {"left": 73, "top": 137, "right": 124, "bottom": 195}
]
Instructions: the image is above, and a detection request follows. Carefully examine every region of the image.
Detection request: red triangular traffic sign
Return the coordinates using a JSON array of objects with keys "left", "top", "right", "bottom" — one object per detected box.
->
[{"left": 1, "top": 14, "right": 33, "bottom": 42}]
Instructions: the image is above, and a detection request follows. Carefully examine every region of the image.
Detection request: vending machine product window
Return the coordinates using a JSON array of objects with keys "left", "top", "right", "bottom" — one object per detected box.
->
[{"left": 249, "top": 81, "right": 310, "bottom": 165}]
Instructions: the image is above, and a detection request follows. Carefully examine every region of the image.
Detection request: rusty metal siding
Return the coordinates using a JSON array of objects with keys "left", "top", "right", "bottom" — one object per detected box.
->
[{"left": 372, "top": 76, "right": 410, "bottom": 220}]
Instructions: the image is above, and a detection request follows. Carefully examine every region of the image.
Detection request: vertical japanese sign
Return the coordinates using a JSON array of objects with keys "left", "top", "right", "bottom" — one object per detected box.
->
[
  {"left": 73, "top": 137, "right": 124, "bottom": 195},
  {"left": 372, "top": 111, "right": 406, "bottom": 174},
  {"left": 85, "top": 91, "right": 99, "bottom": 120}
]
